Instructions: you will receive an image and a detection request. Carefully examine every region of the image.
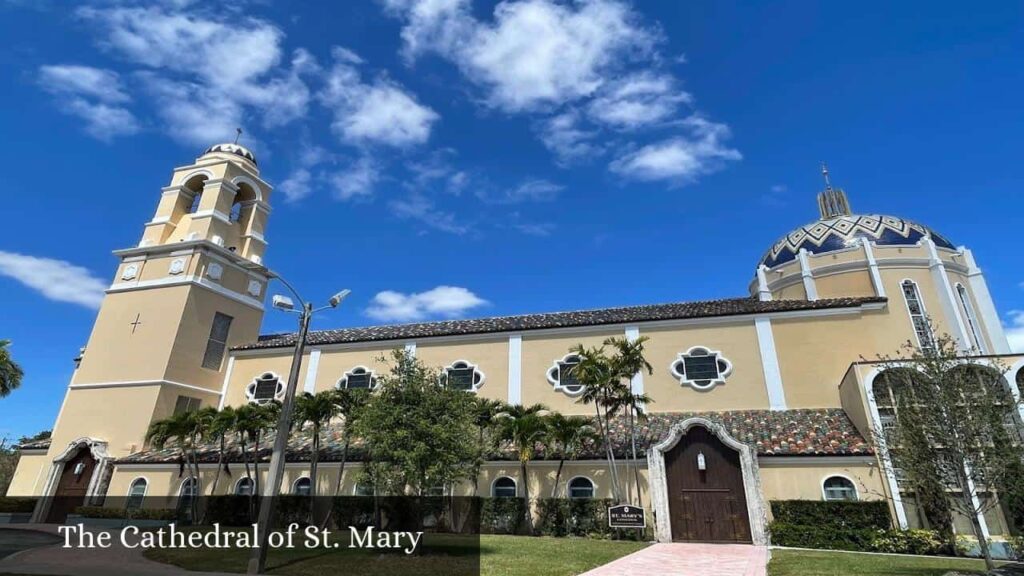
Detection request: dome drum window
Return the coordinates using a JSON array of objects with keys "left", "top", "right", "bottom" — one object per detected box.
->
[
  {"left": 338, "top": 366, "right": 376, "bottom": 390},
  {"left": 547, "top": 353, "right": 584, "bottom": 396},
  {"left": 440, "top": 360, "right": 485, "bottom": 392},
  {"left": 670, "top": 347, "right": 733, "bottom": 391},
  {"left": 245, "top": 372, "right": 284, "bottom": 404}
]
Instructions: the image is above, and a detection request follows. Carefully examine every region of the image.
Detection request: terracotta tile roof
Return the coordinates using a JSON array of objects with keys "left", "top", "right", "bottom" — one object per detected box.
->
[
  {"left": 234, "top": 296, "right": 886, "bottom": 351},
  {"left": 16, "top": 439, "right": 51, "bottom": 451},
  {"left": 115, "top": 408, "right": 872, "bottom": 465}
]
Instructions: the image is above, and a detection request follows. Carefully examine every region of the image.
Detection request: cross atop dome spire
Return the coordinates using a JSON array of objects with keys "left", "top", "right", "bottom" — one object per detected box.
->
[{"left": 816, "top": 162, "right": 852, "bottom": 219}]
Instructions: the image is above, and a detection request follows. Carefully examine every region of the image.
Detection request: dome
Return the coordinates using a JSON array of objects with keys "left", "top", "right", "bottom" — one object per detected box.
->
[
  {"left": 202, "top": 143, "right": 257, "bottom": 165},
  {"left": 759, "top": 213, "right": 955, "bottom": 268}
]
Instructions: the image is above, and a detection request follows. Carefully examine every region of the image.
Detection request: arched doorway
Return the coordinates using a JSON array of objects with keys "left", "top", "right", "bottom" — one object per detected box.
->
[
  {"left": 45, "top": 447, "right": 97, "bottom": 523},
  {"left": 648, "top": 418, "right": 767, "bottom": 545},
  {"left": 664, "top": 426, "right": 751, "bottom": 542}
]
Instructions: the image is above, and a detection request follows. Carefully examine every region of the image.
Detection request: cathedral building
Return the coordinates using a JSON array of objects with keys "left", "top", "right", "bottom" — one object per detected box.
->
[{"left": 8, "top": 144, "right": 1023, "bottom": 544}]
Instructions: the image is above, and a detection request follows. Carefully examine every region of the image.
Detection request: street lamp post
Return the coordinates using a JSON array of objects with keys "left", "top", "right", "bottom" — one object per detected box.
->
[{"left": 246, "top": 278, "right": 349, "bottom": 575}]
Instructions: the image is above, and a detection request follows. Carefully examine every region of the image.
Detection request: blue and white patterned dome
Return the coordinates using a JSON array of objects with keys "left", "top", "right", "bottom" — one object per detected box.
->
[
  {"left": 203, "top": 143, "right": 257, "bottom": 165},
  {"left": 759, "top": 213, "right": 955, "bottom": 268}
]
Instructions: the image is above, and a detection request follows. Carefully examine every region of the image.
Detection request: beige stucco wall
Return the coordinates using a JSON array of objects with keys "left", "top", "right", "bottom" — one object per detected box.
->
[
  {"left": 417, "top": 338, "right": 510, "bottom": 404},
  {"left": 520, "top": 331, "right": 622, "bottom": 414},
  {"left": 5, "top": 452, "right": 49, "bottom": 497},
  {"left": 223, "top": 353, "right": 314, "bottom": 408},
  {"left": 309, "top": 346, "right": 397, "bottom": 393},
  {"left": 759, "top": 460, "right": 886, "bottom": 505}
]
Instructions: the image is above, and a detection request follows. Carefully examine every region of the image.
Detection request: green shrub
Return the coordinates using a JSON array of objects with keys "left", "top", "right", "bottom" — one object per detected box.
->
[
  {"left": 768, "top": 522, "right": 878, "bottom": 551},
  {"left": 480, "top": 497, "right": 525, "bottom": 534},
  {"left": 536, "top": 498, "right": 611, "bottom": 538},
  {"left": 331, "top": 497, "right": 375, "bottom": 530},
  {"left": 1007, "top": 536, "right": 1024, "bottom": 562},
  {"left": 203, "top": 495, "right": 254, "bottom": 526},
  {"left": 869, "top": 529, "right": 944, "bottom": 555},
  {"left": 770, "top": 500, "right": 892, "bottom": 531},
  {"left": 0, "top": 497, "right": 37, "bottom": 513}
]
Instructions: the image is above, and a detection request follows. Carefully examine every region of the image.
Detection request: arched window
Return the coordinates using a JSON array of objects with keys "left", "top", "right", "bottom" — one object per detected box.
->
[
  {"left": 293, "top": 477, "right": 311, "bottom": 496},
  {"left": 177, "top": 478, "right": 199, "bottom": 521},
  {"left": 441, "top": 360, "right": 485, "bottom": 392},
  {"left": 955, "top": 284, "right": 985, "bottom": 352},
  {"left": 900, "top": 280, "right": 934, "bottom": 351},
  {"left": 492, "top": 476, "right": 517, "bottom": 498},
  {"left": 235, "top": 477, "right": 255, "bottom": 496},
  {"left": 183, "top": 174, "right": 207, "bottom": 215},
  {"left": 568, "top": 477, "right": 595, "bottom": 499},
  {"left": 822, "top": 476, "right": 858, "bottom": 501},
  {"left": 338, "top": 366, "right": 376, "bottom": 390},
  {"left": 1016, "top": 366, "right": 1024, "bottom": 398},
  {"left": 230, "top": 182, "right": 258, "bottom": 224},
  {"left": 547, "top": 353, "right": 584, "bottom": 396},
  {"left": 179, "top": 477, "right": 198, "bottom": 498},
  {"left": 126, "top": 478, "right": 148, "bottom": 510}
]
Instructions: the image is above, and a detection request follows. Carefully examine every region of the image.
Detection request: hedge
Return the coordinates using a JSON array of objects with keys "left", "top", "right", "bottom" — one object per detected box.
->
[
  {"left": 535, "top": 498, "right": 616, "bottom": 538},
  {"left": 770, "top": 500, "right": 892, "bottom": 531},
  {"left": 0, "top": 497, "right": 37, "bottom": 513},
  {"left": 480, "top": 497, "right": 526, "bottom": 534}
]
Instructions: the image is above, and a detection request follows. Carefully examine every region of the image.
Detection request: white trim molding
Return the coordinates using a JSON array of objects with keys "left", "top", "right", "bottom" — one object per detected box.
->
[
  {"left": 547, "top": 352, "right": 585, "bottom": 397},
  {"left": 440, "top": 359, "right": 485, "bottom": 392},
  {"left": 508, "top": 334, "right": 522, "bottom": 405},
  {"left": 961, "top": 248, "right": 1010, "bottom": 354},
  {"left": 303, "top": 348, "right": 322, "bottom": 394},
  {"left": 625, "top": 326, "right": 644, "bottom": 397},
  {"left": 754, "top": 317, "right": 787, "bottom": 410},
  {"left": 245, "top": 372, "right": 285, "bottom": 404},
  {"left": 797, "top": 248, "right": 819, "bottom": 301},
  {"left": 860, "top": 238, "right": 887, "bottom": 298},
  {"left": 821, "top": 474, "right": 860, "bottom": 501},
  {"left": 31, "top": 437, "right": 111, "bottom": 523},
  {"left": 924, "top": 238, "right": 972, "bottom": 351},
  {"left": 218, "top": 357, "right": 235, "bottom": 410},
  {"left": 648, "top": 417, "right": 768, "bottom": 545},
  {"left": 756, "top": 265, "right": 772, "bottom": 301},
  {"left": 69, "top": 379, "right": 221, "bottom": 396}
]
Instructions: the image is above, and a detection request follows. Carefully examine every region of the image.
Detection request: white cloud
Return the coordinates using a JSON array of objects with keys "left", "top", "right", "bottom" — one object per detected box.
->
[
  {"left": 331, "top": 157, "right": 380, "bottom": 201},
  {"left": 609, "top": 116, "right": 741, "bottom": 183},
  {"left": 389, "top": 0, "right": 654, "bottom": 112},
  {"left": 389, "top": 195, "right": 469, "bottom": 234},
  {"left": 77, "top": 5, "right": 310, "bottom": 145},
  {"left": 1006, "top": 310, "right": 1024, "bottom": 353},
  {"left": 0, "top": 251, "right": 106, "bottom": 309},
  {"left": 38, "top": 65, "right": 130, "bottom": 103},
  {"left": 537, "top": 109, "right": 600, "bottom": 164},
  {"left": 320, "top": 47, "right": 439, "bottom": 148},
  {"left": 366, "top": 285, "right": 488, "bottom": 321},
  {"left": 479, "top": 178, "right": 562, "bottom": 203},
  {"left": 587, "top": 72, "right": 691, "bottom": 129},
  {"left": 37, "top": 65, "right": 139, "bottom": 140},
  {"left": 279, "top": 168, "right": 313, "bottom": 203}
]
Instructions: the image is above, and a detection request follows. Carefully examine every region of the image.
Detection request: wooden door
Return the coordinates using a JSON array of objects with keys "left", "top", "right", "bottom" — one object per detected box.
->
[
  {"left": 46, "top": 448, "right": 96, "bottom": 523},
  {"left": 664, "top": 426, "right": 751, "bottom": 543}
]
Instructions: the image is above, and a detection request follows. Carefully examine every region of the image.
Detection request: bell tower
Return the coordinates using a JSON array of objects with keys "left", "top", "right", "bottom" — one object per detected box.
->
[{"left": 39, "top": 144, "right": 273, "bottom": 502}]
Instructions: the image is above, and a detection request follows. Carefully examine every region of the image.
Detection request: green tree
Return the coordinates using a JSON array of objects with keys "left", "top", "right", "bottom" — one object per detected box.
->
[
  {"left": 0, "top": 340, "right": 24, "bottom": 398},
  {"left": 495, "top": 403, "right": 549, "bottom": 534},
  {"left": 355, "top": 350, "right": 477, "bottom": 499},
  {"left": 605, "top": 336, "right": 654, "bottom": 506},
  {"left": 545, "top": 413, "right": 596, "bottom": 497},
  {"left": 233, "top": 402, "right": 279, "bottom": 516},
  {"left": 874, "top": 332, "right": 1023, "bottom": 570},
  {"left": 146, "top": 411, "right": 203, "bottom": 521},
  {"left": 572, "top": 343, "right": 622, "bottom": 502},
  {"left": 205, "top": 406, "right": 237, "bottom": 497},
  {"left": 322, "top": 386, "right": 370, "bottom": 528},
  {"left": 471, "top": 397, "right": 505, "bottom": 496}
]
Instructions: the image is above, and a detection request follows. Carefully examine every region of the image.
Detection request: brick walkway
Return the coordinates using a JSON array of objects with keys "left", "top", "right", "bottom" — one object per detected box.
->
[{"left": 580, "top": 543, "right": 768, "bottom": 576}]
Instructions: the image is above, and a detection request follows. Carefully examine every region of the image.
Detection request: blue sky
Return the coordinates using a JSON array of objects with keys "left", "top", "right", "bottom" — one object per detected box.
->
[{"left": 1, "top": 0, "right": 1022, "bottom": 440}]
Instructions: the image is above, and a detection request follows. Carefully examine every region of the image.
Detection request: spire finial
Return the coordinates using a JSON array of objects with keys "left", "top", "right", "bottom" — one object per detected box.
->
[
  {"left": 234, "top": 127, "right": 243, "bottom": 144},
  {"left": 816, "top": 162, "right": 851, "bottom": 219}
]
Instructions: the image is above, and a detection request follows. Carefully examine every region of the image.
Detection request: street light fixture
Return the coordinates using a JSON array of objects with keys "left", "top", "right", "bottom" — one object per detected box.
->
[{"left": 246, "top": 274, "right": 350, "bottom": 575}]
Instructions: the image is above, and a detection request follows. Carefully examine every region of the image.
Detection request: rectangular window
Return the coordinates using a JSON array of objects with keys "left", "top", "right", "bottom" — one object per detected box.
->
[
  {"left": 682, "top": 355, "right": 720, "bottom": 380},
  {"left": 901, "top": 281, "right": 934, "bottom": 352},
  {"left": 173, "top": 395, "right": 201, "bottom": 415},
  {"left": 448, "top": 367, "right": 475, "bottom": 390},
  {"left": 202, "top": 312, "right": 233, "bottom": 370},
  {"left": 956, "top": 284, "right": 985, "bottom": 352}
]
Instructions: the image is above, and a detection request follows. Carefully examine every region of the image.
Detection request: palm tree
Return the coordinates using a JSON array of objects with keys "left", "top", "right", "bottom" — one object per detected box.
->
[
  {"left": 0, "top": 340, "right": 24, "bottom": 398},
  {"left": 233, "top": 402, "right": 278, "bottom": 516},
  {"left": 146, "top": 411, "right": 201, "bottom": 521},
  {"left": 293, "top": 391, "right": 340, "bottom": 522},
  {"left": 205, "top": 406, "right": 237, "bottom": 497},
  {"left": 471, "top": 397, "right": 505, "bottom": 496},
  {"left": 571, "top": 343, "right": 623, "bottom": 502},
  {"left": 496, "top": 403, "right": 548, "bottom": 534},
  {"left": 606, "top": 336, "right": 653, "bottom": 506},
  {"left": 545, "top": 413, "right": 596, "bottom": 497}
]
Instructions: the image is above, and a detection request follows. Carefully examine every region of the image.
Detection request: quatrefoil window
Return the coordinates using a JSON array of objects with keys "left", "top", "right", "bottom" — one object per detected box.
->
[{"left": 669, "top": 346, "right": 733, "bottom": 391}]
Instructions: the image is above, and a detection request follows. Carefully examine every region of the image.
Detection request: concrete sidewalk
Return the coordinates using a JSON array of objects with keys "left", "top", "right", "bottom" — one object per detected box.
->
[
  {"left": 580, "top": 542, "right": 769, "bottom": 576},
  {"left": 0, "top": 524, "right": 236, "bottom": 576}
]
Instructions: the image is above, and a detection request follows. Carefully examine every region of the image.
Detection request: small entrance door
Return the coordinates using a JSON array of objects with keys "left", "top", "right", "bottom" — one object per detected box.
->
[
  {"left": 46, "top": 447, "right": 97, "bottom": 523},
  {"left": 665, "top": 426, "right": 751, "bottom": 543}
]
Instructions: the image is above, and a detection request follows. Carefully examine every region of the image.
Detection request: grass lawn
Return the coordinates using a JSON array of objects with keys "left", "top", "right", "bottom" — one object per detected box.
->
[
  {"left": 768, "top": 549, "right": 999, "bottom": 576},
  {"left": 145, "top": 532, "right": 648, "bottom": 576}
]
